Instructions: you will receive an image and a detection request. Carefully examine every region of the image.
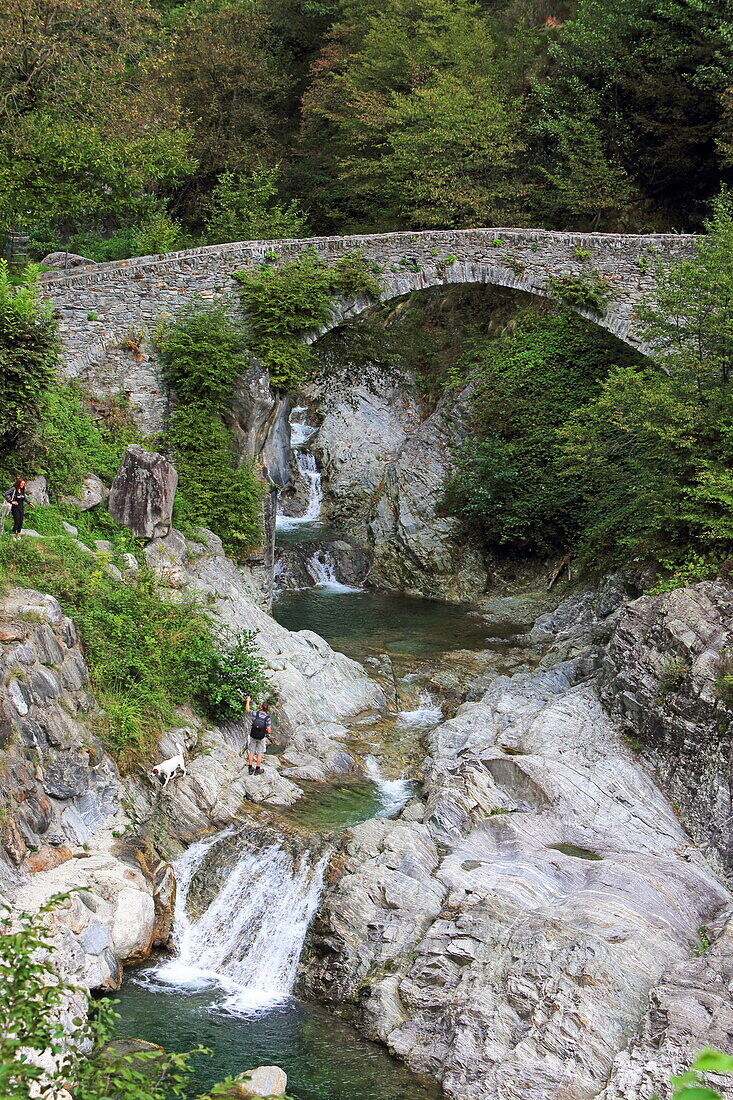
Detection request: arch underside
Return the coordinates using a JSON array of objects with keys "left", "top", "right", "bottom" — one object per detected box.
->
[{"left": 312, "top": 262, "right": 646, "bottom": 353}]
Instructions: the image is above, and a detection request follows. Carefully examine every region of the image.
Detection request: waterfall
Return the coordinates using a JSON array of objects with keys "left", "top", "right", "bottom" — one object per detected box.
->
[
  {"left": 365, "top": 756, "right": 414, "bottom": 818},
  {"left": 295, "top": 451, "right": 323, "bottom": 522},
  {"left": 305, "top": 549, "right": 361, "bottom": 593},
  {"left": 143, "top": 829, "right": 329, "bottom": 1015},
  {"left": 277, "top": 408, "right": 323, "bottom": 531}
]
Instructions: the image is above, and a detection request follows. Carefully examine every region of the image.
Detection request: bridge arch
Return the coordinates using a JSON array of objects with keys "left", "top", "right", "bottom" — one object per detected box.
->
[{"left": 39, "top": 228, "right": 698, "bottom": 432}]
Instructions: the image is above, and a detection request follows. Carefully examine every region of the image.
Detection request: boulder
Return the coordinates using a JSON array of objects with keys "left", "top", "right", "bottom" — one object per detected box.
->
[
  {"left": 108, "top": 445, "right": 177, "bottom": 539},
  {"left": 214, "top": 1066, "right": 288, "bottom": 1099},
  {"left": 24, "top": 476, "right": 49, "bottom": 505},
  {"left": 61, "top": 475, "right": 109, "bottom": 511},
  {"left": 41, "top": 252, "right": 96, "bottom": 269}
]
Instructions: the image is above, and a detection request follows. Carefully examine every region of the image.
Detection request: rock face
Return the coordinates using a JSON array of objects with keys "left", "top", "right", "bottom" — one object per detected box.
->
[
  {"left": 600, "top": 911, "right": 733, "bottom": 1099},
  {"left": 109, "top": 445, "right": 178, "bottom": 538},
  {"left": 303, "top": 662, "right": 730, "bottom": 1100},
  {"left": 367, "top": 384, "right": 490, "bottom": 602},
  {"left": 601, "top": 581, "right": 733, "bottom": 876},
  {"left": 227, "top": 365, "right": 293, "bottom": 488},
  {"left": 0, "top": 588, "right": 118, "bottom": 876},
  {"left": 312, "top": 383, "right": 422, "bottom": 541}
]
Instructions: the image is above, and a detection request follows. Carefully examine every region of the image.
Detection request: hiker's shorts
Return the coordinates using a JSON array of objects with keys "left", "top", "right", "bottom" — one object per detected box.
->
[{"left": 248, "top": 735, "right": 267, "bottom": 755}]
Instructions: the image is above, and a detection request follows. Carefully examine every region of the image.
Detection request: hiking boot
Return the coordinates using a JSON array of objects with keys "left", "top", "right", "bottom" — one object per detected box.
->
[
  {"left": 255, "top": 767, "right": 264, "bottom": 775},
  {"left": 248, "top": 764, "right": 254, "bottom": 775}
]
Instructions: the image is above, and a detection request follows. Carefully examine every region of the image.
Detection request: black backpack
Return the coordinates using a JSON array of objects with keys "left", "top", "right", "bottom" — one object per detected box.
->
[{"left": 250, "top": 712, "right": 269, "bottom": 738}]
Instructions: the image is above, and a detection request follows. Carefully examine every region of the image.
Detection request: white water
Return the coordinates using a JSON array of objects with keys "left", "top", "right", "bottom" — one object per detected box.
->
[
  {"left": 365, "top": 756, "right": 414, "bottom": 818},
  {"left": 306, "top": 549, "right": 361, "bottom": 593},
  {"left": 277, "top": 408, "right": 324, "bottom": 532},
  {"left": 397, "top": 691, "right": 443, "bottom": 729},
  {"left": 140, "top": 829, "right": 329, "bottom": 1015}
]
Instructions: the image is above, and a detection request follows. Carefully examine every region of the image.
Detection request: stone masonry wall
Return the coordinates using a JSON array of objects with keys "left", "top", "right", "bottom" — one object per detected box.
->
[{"left": 40, "top": 228, "right": 698, "bottom": 434}]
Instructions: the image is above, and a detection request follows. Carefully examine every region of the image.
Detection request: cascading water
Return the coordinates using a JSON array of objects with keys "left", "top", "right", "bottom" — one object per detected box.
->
[
  {"left": 306, "top": 549, "right": 361, "bottom": 593},
  {"left": 365, "top": 756, "right": 414, "bottom": 818},
  {"left": 397, "top": 691, "right": 443, "bottom": 728},
  {"left": 277, "top": 407, "right": 324, "bottom": 532},
  {"left": 143, "top": 829, "right": 329, "bottom": 1014}
]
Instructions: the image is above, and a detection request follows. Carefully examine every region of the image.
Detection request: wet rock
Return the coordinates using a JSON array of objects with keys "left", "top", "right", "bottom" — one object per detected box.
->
[
  {"left": 109, "top": 445, "right": 177, "bottom": 538},
  {"left": 151, "top": 861, "right": 176, "bottom": 947},
  {"left": 215, "top": 1065, "right": 288, "bottom": 1099},
  {"left": 61, "top": 474, "right": 109, "bottom": 511}
]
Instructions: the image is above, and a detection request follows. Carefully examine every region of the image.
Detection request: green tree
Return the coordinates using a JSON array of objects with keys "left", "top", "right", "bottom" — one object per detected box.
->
[
  {"left": 162, "top": 0, "right": 289, "bottom": 188},
  {"left": 532, "top": 0, "right": 733, "bottom": 229},
  {"left": 300, "top": 0, "right": 525, "bottom": 230},
  {"left": 446, "top": 309, "right": 639, "bottom": 555},
  {"left": 0, "top": 0, "right": 194, "bottom": 237},
  {"left": 639, "top": 190, "right": 733, "bottom": 391},
  {"left": 0, "top": 261, "right": 58, "bottom": 450},
  {"left": 204, "top": 166, "right": 308, "bottom": 244}
]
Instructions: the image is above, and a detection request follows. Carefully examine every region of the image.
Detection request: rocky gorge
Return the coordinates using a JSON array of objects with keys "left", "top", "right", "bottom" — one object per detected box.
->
[{"left": 3, "top": 366, "right": 733, "bottom": 1100}]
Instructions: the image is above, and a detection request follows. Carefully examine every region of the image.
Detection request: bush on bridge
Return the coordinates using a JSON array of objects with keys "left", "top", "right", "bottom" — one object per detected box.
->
[{"left": 234, "top": 248, "right": 381, "bottom": 390}]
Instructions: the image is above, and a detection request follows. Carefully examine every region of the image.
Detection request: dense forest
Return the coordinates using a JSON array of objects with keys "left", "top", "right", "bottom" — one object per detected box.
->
[{"left": 2, "top": 0, "right": 733, "bottom": 258}]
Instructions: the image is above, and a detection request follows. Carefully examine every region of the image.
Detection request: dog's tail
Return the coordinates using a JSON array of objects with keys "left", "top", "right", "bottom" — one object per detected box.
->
[{"left": 175, "top": 742, "right": 185, "bottom": 759}]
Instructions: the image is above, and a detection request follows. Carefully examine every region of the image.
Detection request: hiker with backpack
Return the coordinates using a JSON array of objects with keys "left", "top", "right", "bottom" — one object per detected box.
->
[
  {"left": 3, "top": 479, "right": 35, "bottom": 540},
  {"left": 245, "top": 696, "right": 271, "bottom": 775}
]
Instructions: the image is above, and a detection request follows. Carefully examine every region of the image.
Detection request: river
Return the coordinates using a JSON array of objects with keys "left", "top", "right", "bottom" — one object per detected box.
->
[{"left": 113, "top": 418, "right": 507, "bottom": 1100}]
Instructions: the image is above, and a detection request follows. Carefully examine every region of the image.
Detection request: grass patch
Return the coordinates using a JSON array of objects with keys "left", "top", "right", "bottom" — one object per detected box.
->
[{"left": 0, "top": 525, "right": 271, "bottom": 771}]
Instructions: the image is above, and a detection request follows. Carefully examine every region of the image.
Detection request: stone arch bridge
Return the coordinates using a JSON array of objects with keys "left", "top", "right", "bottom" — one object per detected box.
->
[{"left": 40, "top": 227, "right": 698, "bottom": 434}]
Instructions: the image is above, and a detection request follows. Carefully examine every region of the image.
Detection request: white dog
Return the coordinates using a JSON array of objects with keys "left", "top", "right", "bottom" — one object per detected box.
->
[{"left": 152, "top": 743, "right": 186, "bottom": 788}]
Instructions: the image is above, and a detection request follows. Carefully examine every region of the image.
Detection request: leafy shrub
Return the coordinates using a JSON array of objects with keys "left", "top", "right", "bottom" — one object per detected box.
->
[
  {"left": 234, "top": 248, "right": 381, "bottom": 390},
  {"left": 658, "top": 656, "right": 689, "bottom": 695},
  {"left": 445, "top": 309, "right": 639, "bottom": 555},
  {"left": 198, "top": 630, "right": 274, "bottom": 721},
  {"left": 22, "top": 383, "right": 138, "bottom": 495},
  {"left": 157, "top": 301, "right": 249, "bottom": 413},
  {"left": 0, "top": 260, "right": 58, "bottom": 449},
  {"left": 649, "top": 555, "right": 720, "bottom": 595},
  {"left": 131, "top": 209, "right": 186, "bottom": 256},
  {"left": 673, "top": 1048, "right": 733, "bottom": 1100},
  {"left": 547, "top": 271, "right": 613, "bottom": 313},
  {"left": 204, "top": 166, "right": 308, "bottom": 244},
  {"left": 168, "top": 407, "right": 263, "bottom": 553},
  {"left": 155, "top": 301, "right": 264, "bottom": 552},
  {"left": 0, "top": 898, "right": 202, "bottom": 1098}
]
